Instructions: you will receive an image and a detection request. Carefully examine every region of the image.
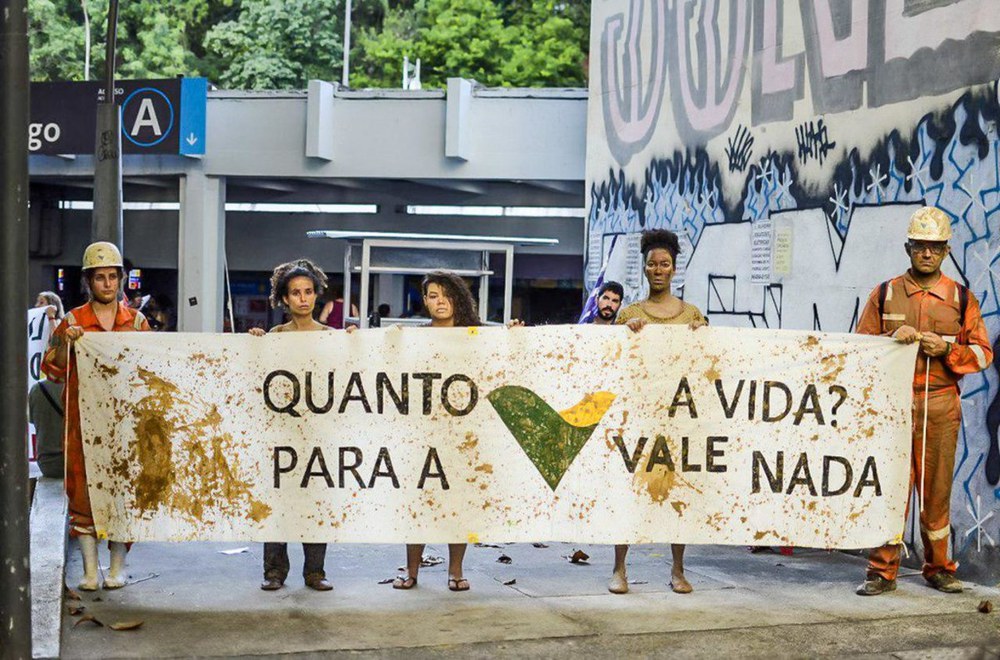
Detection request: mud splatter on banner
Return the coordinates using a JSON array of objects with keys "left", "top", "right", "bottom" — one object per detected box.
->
[{"left": 75, "top": 327, "right": 915, "bottom": 546}]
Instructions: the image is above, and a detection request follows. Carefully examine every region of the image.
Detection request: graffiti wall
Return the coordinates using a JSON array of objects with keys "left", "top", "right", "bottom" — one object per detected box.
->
[{"left": 586, "top": 0, "right": 1000, "bottom": 577}]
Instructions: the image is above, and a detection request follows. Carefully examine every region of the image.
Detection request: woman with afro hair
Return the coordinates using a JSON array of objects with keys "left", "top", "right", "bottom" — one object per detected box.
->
[{"left": 610, "top": 229, "right": 707, "bottom": 596}]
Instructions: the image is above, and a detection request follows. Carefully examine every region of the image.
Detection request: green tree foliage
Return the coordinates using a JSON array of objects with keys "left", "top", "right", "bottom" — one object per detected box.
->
[
  {"left": 351, "top": 0, "right": 587, "bottom": 88},
  {"left": 28, "top": 0, "right": 235, "bottom": 82},
  {"left": 204, "top": 0, "right": 345, "bottom": 89},
  {"left": 28, "top": 0, "right": 89, "bottom": 81},
  {"left": 27, "top": 0, "right": 589, "bottom": 89}
]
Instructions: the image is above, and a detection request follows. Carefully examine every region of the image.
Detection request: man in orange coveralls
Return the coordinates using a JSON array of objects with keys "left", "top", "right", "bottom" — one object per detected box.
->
[
  {"left": 42, "top": 242, "right": 150, "bottom": 591},
  {"left": 856, "top": 207, "right": 993, "bottom": 596}
]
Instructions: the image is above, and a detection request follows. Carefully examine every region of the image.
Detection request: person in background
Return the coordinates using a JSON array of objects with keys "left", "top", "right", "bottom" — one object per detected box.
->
[
  {"left": 250, "top": 258, "right": 338, "bottom": 592},
  {"left": 610, "top": 229, "right": 707, "bottom": 596},
  {"left": 29, "top": 378, "right": 65, "bottom": 479},
  {"left": 590, "top": 281, "right": 623, "bottom": 326},
  {"left": 41, "top": 241, "right": 150, "bottom": 591},
  {"left": 319, "top": 285, "right": 360, "bottom": 329},
  {"left": 35, "top": 290, "right": 64, "bottom": 324}
]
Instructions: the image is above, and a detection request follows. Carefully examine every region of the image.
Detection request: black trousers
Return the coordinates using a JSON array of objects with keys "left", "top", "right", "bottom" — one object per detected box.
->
[{"left": 263, "top": 543, "right": 327, "bottom": 580}]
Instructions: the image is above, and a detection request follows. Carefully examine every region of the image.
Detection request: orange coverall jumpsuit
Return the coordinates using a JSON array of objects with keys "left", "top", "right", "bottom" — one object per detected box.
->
[
  {"left": 857, "top": 272, "right": 992, "bottom": 580},
  {"left": 41, "top": 302, "right": 149, "bottom": 537}
]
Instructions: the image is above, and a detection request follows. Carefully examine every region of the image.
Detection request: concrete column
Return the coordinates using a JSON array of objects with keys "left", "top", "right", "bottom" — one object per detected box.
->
[
  {"left": 178, "top": 171, "right": 225, "bottom": 332},
  {"left": 376, "top": 273, "right": 406, "bottom": 317}
]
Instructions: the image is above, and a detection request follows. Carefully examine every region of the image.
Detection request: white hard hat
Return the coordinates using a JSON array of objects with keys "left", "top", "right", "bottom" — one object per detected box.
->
[
  {"left": 906, "top": 207, "right": 952, "bottom": 242},
  {"left": 82, "top": 241, "right": 123, "bottom": 270}
]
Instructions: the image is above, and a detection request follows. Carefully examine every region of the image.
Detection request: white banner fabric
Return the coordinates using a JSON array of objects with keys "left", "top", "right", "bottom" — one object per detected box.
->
[
  {"left": 27, "top": 307, "right": 51, "bottom": 391},
  {"left": 74, "top": 326, "right": 917, "bottom": 547}
]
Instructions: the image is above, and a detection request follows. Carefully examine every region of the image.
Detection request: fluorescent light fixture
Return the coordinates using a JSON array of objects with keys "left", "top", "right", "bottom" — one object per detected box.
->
[
  {"left": 406, "top": 205, "right": 585, "bottom": 218},
  {"left": 59, "top": 201, "right": 179, "bottom": 211},
  {"left": 307, "top": 229, "right": 559, "bottom": 246},
  {"left": 58, "top": 201, "right": 379, "bottom": 214},
  {"left": 226, "top": 203, "right": 378, "bottom": 214}
]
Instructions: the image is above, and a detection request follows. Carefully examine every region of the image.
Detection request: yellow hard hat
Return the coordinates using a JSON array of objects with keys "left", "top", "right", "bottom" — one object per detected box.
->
[
  {"left": 906, "top": 206, "right": 952, "bottom": 242},
  {"left": 82, "top": 241, "right": 123, "bottom": 270}
]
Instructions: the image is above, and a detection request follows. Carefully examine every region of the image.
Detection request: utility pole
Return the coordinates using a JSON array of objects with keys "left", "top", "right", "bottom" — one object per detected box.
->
[
  {"left": 341, "top": 0, "right": 351, "bottom": 87},
  {"left": 91, "top": 0, "right": 122, "bottom": 247},
  {"left": 0, "top": 0, "right": 33, "bottom": 656}
]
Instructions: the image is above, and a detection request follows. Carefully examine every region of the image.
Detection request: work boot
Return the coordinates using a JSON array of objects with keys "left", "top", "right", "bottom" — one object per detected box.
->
[
  {"left": 856, "top": 575, "right": 896, "bottom": 596},
  {"left": 260, "top": 576, "right": 284, "bottom": 591},
  {"left": 305, "top": 572, "right": 333, "bottom": 591},
  {"left": 608, "top": 570, "right": 628, "bottom": 594},
  {"left": 77, "top": 535, "right": 100, "bottom": 591},
  {"left": 104, "top": 542, "right": 128, "bottom": 589},
  {"left": 926, "top": 573, "right": 964, "bottom": 593}
]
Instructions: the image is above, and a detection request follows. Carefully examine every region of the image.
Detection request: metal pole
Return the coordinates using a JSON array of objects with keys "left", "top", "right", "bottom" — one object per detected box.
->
[
  {"left": 81, "top": 0, "right": 91, "bottom": 81},
  {"left": 0, "top": 0, "right": 33, "bottom": 655},
  {"left": 341, "top": 0, "right": 351, "bottom": 87},
  {"left": 91, "top": 0, "right": 122, "bottom": 247}
]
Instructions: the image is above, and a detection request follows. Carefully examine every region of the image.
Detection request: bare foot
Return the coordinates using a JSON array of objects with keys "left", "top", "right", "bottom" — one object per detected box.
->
[
  {"left": 608, "top": 571, "right": 629, "bottom": 594},
  {"left": 78, "top": 575, "right": 99, "bottom": 592},
  {"left": 670, "top": 571, "right": 693, "bottom": 594},
  {"left": 104, "top": 573, "right": 127, "bottom": 589}
]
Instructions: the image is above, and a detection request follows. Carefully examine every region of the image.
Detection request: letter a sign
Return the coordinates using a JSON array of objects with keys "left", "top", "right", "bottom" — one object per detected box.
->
[
  {"left": 123, "top": 90, "right": 171, "bottom": 147},
  {"left": 29, "top": 78, "right": 207, "bottom": 156}
]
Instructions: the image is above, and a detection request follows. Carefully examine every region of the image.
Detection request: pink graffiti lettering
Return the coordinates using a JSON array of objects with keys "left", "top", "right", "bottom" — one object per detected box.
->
[
  {"left": 884, "top": 0, "right": 1000, "bottom": 62},
  {"left": 674, "top": 0, "right": 750, "bottom": 135},
  {"left": 760, "top": 0, "right": 798, "bottom": 95},
  {"left": 812, "top": 0, "right": 868, "bottom": 78},
  {"left": 602, "top": 0, "right": 668, "bottom": 148}
]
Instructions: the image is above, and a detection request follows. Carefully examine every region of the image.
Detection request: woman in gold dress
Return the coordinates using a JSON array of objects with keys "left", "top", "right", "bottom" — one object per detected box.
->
[{"left": 609, "top": 229, "right": 707, "bottom": 595}]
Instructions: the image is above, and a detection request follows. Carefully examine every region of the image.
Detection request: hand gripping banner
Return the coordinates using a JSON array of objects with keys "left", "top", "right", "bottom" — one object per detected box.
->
[{"left": 74, "top": 326, "right": 917, "bottom": 547}]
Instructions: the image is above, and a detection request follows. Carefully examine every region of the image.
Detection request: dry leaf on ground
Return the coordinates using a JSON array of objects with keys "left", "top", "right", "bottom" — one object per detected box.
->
[
  {"left": 979, "top": 600, "right": 993, "bottom": 613},
  {"left": 497, "top": 554, "right": 512, "bottom": 564},
  {"left": 503, "top": 579, "right": 517, "bottom": 586},
  {"left": 68, "top": 605, "right": 85, "bottom": 616},
  {"left": 73, "top": 615, "right": 103, "bottom": 628},
  {"left": 64, "top": 587, "right": 82, "bottom": 601},
  {"left": 420, "top": 555, "right": 444, "bottom": 567},
  {"left": 475, "top": 543, "right": 503, "bottom": 549},
  {"left": 109, "top": 620, "right": 144, "bottom": 631},
  {"left": 567, "top": 550, "right": 590, "bottom": 564},
  {"left": 532, "top": 543, "right": 549, "bottom": 548},
  {"left": 377, "top": 578, "right": 395, "bottom": 585}
]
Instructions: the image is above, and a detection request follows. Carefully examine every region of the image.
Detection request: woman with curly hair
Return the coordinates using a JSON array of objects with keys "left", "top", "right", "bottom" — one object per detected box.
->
[
  {"left": 393, "top": 270, "right": 481, "bottom": 592},
  {"left": 250, "top": 258, "right": 336, "bottom": 592},
  {"left": 609, "top": 229, "right": 707, "bottom": 596}
]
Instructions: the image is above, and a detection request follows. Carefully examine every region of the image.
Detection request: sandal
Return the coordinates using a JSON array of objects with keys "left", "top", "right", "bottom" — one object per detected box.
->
[
  {"left": 392, "top": 575, "right": 417, "bottom": 590},
  {"left": 448, "top": 577, "right": 470, "bottom": 592}
]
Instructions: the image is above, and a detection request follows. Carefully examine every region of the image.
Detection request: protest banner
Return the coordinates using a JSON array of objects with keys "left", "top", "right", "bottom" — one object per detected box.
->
[
  {"left": 74, "top": 326, "right": 917, "bottom": 547},
  {"left": 27, "top": 307, "right": 53, "bottom": 463},
  {"left": 27, "top": 307, "right": 50, "bottom": 391}
]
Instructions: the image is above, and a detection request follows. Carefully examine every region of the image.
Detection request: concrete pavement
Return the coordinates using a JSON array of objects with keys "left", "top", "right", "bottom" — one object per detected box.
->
[{"left": 56, "top": 540, "right": 1000, "bottom": 658}]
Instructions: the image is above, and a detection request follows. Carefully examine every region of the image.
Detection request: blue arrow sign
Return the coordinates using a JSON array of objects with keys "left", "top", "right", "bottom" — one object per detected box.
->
[{"left": 179, "top": 78, "right": 207, "bottom": 156}]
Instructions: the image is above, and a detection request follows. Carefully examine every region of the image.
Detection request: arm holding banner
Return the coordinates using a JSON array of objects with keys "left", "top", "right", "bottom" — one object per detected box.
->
[
  {"left": 943, "top": 291, "right": 993, "bottom": 373},
  {"left": 41, "top": 315, "right": 76, "bottom": 381}
]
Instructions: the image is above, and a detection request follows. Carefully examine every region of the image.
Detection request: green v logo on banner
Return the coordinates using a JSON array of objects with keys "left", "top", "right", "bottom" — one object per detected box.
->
[{"left": 486, "top": 386, "right": 616, "bottom": 490}]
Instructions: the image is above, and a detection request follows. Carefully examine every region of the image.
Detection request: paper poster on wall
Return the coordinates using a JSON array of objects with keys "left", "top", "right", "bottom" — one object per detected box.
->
[
  {"left": 586, "top": 229, "right": 604, "bottom": 290},
  {"left": 772, "top": 226, "right": 794, "bottom": 279},
  {"left": 750, "top": 218, "right": 773, "bottom": 285},
  {"left": 672, "top": 232, "right": 694, "bottom": 295}
]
